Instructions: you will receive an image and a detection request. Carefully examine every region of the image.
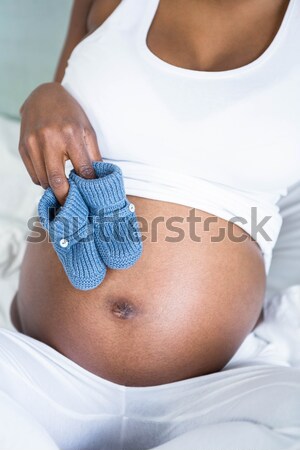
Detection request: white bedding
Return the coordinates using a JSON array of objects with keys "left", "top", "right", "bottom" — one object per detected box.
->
[
  {"left": 0, "top": 114, "right": 299, "bottom": 449},
  {"left": 0, "top": 115, "right": 42, "bottom": 328}
]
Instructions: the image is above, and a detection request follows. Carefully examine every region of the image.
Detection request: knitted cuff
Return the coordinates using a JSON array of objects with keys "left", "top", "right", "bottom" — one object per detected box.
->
[
  {"left": 69, "top": 162, "right": 126, "bottom": 214},
  {"left": 38, "top": 180, "right": 107, "bottom": 290},
  {"left": 38, "top": 180, "right": 90, "bottom": 247},
  {"left": 38, "top": 187, "right": 60, "bottom": 230}
]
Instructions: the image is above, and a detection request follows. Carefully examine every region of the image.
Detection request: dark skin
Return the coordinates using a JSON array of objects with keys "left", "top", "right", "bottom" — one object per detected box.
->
[{"left": 13, "top": 0, "right": 289, "bottom": 386}]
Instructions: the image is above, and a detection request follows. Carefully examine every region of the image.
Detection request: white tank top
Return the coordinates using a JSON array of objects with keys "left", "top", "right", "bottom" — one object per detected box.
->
[{"left": 62, "top": 0, "right": 300, "bottom": 274}]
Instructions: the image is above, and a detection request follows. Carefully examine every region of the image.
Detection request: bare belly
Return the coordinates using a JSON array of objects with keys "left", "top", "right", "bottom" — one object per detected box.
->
[{"left": 14, "top": 196, "right": 266, "bottom": 386}]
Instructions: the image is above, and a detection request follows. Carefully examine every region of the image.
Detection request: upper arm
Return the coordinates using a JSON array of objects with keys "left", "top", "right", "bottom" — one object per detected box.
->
[
  {"left": 54, "top": 0, "right": 122, "bottom": 83},
  {"left": 54, "top": 0, "right": 94, "bottom": 82}
]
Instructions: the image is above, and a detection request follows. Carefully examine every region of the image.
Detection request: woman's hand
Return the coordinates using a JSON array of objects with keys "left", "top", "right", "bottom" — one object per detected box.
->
[{"left": 19, "top": 82, "right": 101, "bottom": 204}]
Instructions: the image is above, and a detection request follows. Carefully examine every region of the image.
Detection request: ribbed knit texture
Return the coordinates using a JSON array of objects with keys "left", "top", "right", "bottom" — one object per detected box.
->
[
  {"left": 69, "top": 162, "right": 126, "bottom": 214},
  {"left": 70, "top": 161, "right": 143, "bottom": 269},
  {"left": 38, "top": 180, "right": 106, "bottom": 290}
]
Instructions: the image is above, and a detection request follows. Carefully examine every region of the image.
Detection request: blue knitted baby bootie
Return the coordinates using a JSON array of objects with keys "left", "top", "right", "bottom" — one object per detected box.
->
[
  {"left": 38, "top": 179, "right": 106, "bottom": 290},
  {"left": 69, "top": 162, "right": 143, "bottom": 269}
]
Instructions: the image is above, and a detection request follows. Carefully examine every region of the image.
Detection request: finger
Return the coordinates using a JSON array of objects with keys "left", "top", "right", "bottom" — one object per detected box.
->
[
  {"left": 23, "top": 135, "right": 49, "bottom": 189},
  {"left": 83, "top": 127, "right": 102, "bottom": 162},
  {"left": 19, "top": 144, "right": 40, "bottom": 186},
  {"left": 44, "top": 151, "right": 69, "bottom": 205},
  {"left": 69, "top": 133, "right": 97, "bottom": 180},
  {"left": 28, "top": 144, "right": 50, "bottom": 190}
]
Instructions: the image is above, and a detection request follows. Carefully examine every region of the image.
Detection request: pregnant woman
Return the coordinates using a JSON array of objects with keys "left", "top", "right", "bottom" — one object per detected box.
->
[{"left": 1, "top": 0, "right": 300, "bottom": 449}]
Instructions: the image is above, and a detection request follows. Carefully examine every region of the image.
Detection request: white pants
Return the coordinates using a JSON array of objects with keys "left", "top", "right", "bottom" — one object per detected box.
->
[{"left": 0, "top": 329, "right": 299, "bottom": 450}]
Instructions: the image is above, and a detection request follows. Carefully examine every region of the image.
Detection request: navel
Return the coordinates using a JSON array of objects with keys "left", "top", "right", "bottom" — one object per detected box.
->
[{"left": 110, "top": 301, "right": 137, "bottom": 320}]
